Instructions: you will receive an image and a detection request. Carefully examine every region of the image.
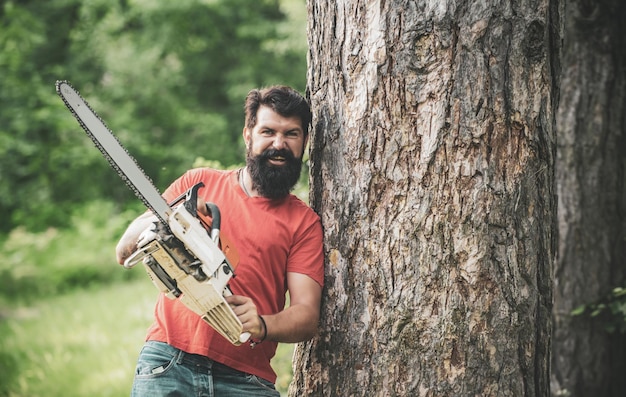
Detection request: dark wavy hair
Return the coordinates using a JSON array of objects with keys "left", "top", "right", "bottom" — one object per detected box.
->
[{"left": 244, "top": 86, "right": 312, "bottom": 137}]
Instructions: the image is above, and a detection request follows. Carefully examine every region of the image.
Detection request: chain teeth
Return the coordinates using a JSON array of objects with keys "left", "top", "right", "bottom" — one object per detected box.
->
[{"left": 55, "top": 80, "right": 167, "bottom": 225}]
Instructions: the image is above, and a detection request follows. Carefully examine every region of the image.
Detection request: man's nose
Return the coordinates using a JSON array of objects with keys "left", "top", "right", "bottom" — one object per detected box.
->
[{"left": 272, "top": 134, "right": 287, "bottom": 150}]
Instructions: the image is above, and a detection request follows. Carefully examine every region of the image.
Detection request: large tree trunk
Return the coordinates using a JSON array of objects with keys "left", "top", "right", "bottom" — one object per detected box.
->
[
  {"left": 551, "top": 1, "right": 626, "bottom": 396},
  {"left": 292, "top": 0, "right": 561, "bottom": 396}
]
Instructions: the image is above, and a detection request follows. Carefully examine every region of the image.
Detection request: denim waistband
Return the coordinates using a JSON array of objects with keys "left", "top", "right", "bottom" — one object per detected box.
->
[{"left": 145, "top": 341, "right": 246, "bottom": 376}]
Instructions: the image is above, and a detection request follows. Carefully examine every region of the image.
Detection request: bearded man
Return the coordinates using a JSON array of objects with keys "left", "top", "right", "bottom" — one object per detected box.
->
[{"left": 115, "top": 86, "right": 324, "bottom": 397}]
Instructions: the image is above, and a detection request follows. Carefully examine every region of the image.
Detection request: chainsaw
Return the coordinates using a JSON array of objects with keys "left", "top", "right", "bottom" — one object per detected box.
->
[{"left": 56, "top": 81, "right": 250, "bottom": 345}]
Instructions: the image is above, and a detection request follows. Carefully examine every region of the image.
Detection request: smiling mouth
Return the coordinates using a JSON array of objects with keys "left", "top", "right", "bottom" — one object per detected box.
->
[
  {"left": 269, "top": 155, "right": 286, "bottom": 164},
  {"left": 262, "top": 149, "right": 293, "bottom": 166}
]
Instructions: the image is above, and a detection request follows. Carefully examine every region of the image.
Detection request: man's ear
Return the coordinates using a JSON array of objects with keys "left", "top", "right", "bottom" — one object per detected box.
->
[
  {"left": 242, "top": 127, "right": 251, "bottom": 147},
  {"left": 301, "top": 135, "right": 309, "bottom": 158}
]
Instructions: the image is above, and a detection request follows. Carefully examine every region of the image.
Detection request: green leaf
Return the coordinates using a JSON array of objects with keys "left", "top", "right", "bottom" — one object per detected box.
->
[{"left": 570, "top": 305, "right": 587, "bottom": 316}]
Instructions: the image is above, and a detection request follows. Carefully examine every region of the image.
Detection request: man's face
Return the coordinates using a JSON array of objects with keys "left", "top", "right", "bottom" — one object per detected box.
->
[{"left": 243, "top": 105, "right": 308, "bottom": 199}]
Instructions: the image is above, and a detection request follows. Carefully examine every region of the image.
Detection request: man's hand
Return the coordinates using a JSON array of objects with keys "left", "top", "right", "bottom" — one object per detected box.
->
[
  {"left": 226, "top": 273, "right": 322, "bottom": 344},
  {"left": 226, "top": 295, "right": 266, "bottom": 341},
  {"left": 115, "top": 212, "right": 158, "bottom": 264}
]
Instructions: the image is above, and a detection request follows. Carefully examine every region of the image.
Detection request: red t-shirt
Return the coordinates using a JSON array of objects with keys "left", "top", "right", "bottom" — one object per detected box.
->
[{"left": 143, "top": 168, "right": 324, "bottom": 383}]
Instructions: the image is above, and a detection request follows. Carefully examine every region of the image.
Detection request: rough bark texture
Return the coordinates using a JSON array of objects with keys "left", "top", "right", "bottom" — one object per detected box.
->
[
  {"left": 551, "top": 1, "right": 626, "bottom": 396},
  {"left": 292, "top": 0, "right": 561, "bottom": 396}
]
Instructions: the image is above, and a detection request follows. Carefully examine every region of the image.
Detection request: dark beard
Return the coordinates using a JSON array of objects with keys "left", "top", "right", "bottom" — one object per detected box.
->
[{"left": 247, "top": 147, "right": 302, "bottom": 200}]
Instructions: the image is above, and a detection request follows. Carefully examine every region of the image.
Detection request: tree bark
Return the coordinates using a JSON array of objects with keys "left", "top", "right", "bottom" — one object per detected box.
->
[
  {"left": 293, "top": 0, "right": 561, "bottom": 396},
  {"left": 551, "top": 1, "right": 626, "bottom": 396}
]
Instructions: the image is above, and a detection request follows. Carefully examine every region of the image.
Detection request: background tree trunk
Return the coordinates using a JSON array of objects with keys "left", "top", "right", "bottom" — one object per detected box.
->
[
  {"left": 292, "top": 0, "right": 561, "bottom": 396},
  {"left": 551, "top": 1, "right": 626, "bottom": 396}
]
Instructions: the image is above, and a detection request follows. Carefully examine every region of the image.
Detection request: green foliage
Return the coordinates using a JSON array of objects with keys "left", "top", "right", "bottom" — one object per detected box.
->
[
  {"left": 0, "top": 200, "right": 144, "bottom": 305},
  {"left": 0, "top": 0, "right": 307, "bottom": 232},
  {"left": 571, "top": 287, "right": 626, "bottom": 334}
]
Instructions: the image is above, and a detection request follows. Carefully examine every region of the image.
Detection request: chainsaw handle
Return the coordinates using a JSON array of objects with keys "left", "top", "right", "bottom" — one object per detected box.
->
[
  {"left": 204, "top": 202, "right": 221, "bottom": 243},
  {"left": 182, "top": 182, "right": 205, "bottom": 216}
]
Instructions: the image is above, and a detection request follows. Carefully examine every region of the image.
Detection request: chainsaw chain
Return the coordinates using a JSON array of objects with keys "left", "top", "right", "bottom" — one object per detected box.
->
[{"left": 55, "top": 80, "right": 167, "bottom": 225}]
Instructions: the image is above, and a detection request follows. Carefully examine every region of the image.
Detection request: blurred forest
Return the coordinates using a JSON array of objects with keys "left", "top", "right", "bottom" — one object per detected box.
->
[
  {"left": 0, "top": 0, "right": 308, "bottom": 233},
  {"left": 0, "top": 2, "right": 307, "bottom": 394}
]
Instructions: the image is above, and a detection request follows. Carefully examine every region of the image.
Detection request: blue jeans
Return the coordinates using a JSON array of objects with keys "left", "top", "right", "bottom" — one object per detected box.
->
[{"left": 130, "top": 341, "right": 280, "bottom": 397}]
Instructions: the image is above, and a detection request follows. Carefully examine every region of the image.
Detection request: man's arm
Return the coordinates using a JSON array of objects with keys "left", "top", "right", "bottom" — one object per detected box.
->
[{"left": 228, "top": 272, "right": 322, "bottom": 343}]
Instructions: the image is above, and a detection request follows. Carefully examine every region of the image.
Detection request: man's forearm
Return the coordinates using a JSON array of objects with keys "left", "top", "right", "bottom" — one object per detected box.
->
[{"left": 262, "top": 303, "right": 320, "bottom": 343}]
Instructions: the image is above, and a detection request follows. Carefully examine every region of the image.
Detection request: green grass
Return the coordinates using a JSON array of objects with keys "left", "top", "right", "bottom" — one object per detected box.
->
[
  {"left": 0, "top": 280, "right": 155, "bottom": 396},
  {"left": 0, "top": 280, "right": 295, "bottom": 396}
]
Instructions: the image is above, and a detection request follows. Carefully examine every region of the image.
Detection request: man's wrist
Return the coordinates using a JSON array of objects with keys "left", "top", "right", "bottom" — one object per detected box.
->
[
  {"left": 258, "top": 315, "right": 267, "bottom": 341},
  {"left": 249, "top": 315, "right": 267, "bottom": 349}
]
